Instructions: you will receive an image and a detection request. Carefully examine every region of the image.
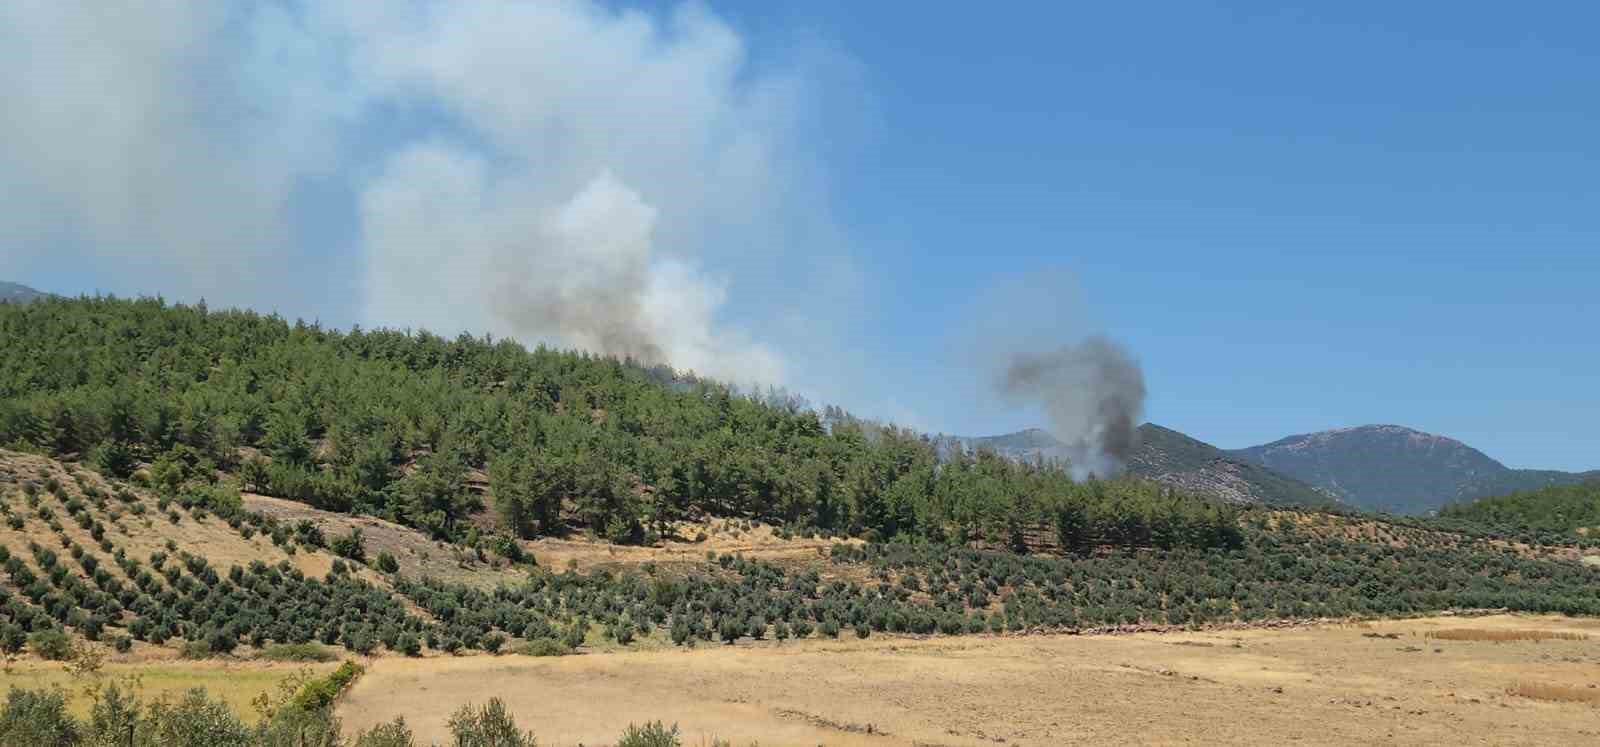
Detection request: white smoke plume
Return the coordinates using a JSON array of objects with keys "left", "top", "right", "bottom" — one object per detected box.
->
[
  {"left": 0, "top": 1, "right": 826, "bottom": 388},
  {"left": 998, "top": 336, "right": 1147, "bottom": 479}
]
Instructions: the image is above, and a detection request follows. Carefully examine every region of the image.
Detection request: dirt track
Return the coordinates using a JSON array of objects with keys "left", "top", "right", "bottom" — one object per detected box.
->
[{"left": 339, "top": 613, "right": 1600, "bottom": 746}]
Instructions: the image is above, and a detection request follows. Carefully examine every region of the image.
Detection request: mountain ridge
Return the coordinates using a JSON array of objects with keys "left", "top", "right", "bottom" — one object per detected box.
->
[
  {"left": 0, "top": 281, "right": 47, "bottom": 304},
  {"left": 1229, "top": 424, "right": 1598, "bottom": 514},
  {"left": 950, "top": 424, "right": 1336, "bottom": 507}
]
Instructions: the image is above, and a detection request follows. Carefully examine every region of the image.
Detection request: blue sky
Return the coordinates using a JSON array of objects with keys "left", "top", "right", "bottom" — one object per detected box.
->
[
  {"left": 722, "top": 1, "right": 1600, "bottom": 469},
  {"left": 2, "top": 2, "right": 1595, "bottom": 469}
]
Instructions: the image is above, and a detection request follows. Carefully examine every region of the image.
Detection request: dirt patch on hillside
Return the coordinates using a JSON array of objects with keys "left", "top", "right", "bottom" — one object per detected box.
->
[
  {"left": 240, "top": 496, "right": 851, "bottom": 583},
  {"left": 525, "top": 518, "right": 855, "bottom": 575},
  {"left": 242, "top": 493, "right": 528, "bottom": 588},
  {"left": 340, "top": 613, "right": 1600, "bottom": 746}
]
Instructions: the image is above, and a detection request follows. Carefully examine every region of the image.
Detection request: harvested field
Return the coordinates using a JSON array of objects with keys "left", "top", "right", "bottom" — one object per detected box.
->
[
  {"left": 1506, "top": 681, "right": 1600, "bottom": 705},
  {"left": 1426, "top": 628, "right": 1588, "bottom": 643},
  {"left": 339, "top": 613, "right": 1600, "bottom": 746}
]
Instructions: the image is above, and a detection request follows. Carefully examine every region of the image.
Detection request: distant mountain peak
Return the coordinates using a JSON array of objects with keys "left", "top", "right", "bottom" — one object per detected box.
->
[
  {"left": 1258, "top": 425, "right": 1483, "bottom": 461},
  {"left": 1231, "top": 425, "right": 1591, "bottom": 514},
  {"left": 0, "top": 281, "right": 48, "bottom": 304}
]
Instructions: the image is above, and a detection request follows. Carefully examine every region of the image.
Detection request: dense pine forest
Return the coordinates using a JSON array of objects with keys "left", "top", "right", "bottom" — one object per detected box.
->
[
  {"left": 0, "top": 296, "right": 1240, "bottom": 551},
  {"left": 1439, "top": 481, "right": 1600, "bottom": 534}
]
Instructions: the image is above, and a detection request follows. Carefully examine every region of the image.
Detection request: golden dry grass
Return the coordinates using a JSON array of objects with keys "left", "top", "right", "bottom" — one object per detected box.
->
[
  {"left": 0, "top": 660, "right": 339, "bottom": 721},
  {"left": 1505, "top": 681, "right": 1600, "bottom": 705},
  {"left": 340, "top": 614, "right": 1600, "bottom": 746},
  {"left": 1425, "top": 628, "right": 1588, "bottom": 642}
]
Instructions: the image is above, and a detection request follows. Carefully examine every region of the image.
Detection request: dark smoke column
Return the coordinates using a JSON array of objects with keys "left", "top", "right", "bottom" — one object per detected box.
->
[{"left": 998, "top": 335, "right": 1146, "bottom": 479}]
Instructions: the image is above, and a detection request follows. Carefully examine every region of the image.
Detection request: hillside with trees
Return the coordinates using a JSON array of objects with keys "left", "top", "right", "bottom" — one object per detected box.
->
[
  {"left": 1439, "top": 481, "right": 1600, "bottom": 534},
  {"left": 0, "top": 296, "right": 1241, "bottom": 553},
  {"left": 945, "top": 425, "right": 1334, "bottom": 507}
]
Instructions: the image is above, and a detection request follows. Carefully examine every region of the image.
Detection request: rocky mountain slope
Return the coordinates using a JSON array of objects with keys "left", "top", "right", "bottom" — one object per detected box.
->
[
  {"left": 1230, "top": 425, "right": 1598, "bottom": 514},
  {"left": 1128, "top": 424, "right": 1339, "bottom": 506}
]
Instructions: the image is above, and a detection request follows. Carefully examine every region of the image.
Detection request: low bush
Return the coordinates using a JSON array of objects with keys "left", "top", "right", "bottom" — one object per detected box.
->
[
  {"left": 353, "top": 716, "right": 417, "bottom": 747},
  {"left": 178, "top": 640, "right": 213, "bottom": 660},
  {"left": 291, "top": 660, "right": 364, "bottom": 712},
  {"left": 515, "top": 638, "right": 573, "bottom": 657},
  {"left": 447, "top": 698, "right": 537, "bottom": 747},
  {"left": 0, "top": 687, "right": 78, "bottom": 745},
  {"left": 331, "top": 528, "right": 366, "bottom": 563},
  {"left": 28, "top": 629, "right": 72, "bottom": 661},
  {"left": 259, "top": 643, "right": 339, "bottom": 663},
  {"left": 618, "top": 720, "right": 682, "bottom": 747}
]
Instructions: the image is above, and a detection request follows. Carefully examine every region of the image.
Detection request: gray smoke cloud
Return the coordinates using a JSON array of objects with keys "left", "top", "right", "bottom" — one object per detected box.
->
[{"left": 998, "top": 335, "right": 1146, "bottom": 479}]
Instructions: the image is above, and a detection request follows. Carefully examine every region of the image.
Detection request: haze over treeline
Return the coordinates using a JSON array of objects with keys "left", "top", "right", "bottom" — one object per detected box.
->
[
  {"left": 0, "top": 297, "right": 1239, "bottom": 551},
  {"left": 0, "top": 1, "right": 1136, "bottom": 447}
]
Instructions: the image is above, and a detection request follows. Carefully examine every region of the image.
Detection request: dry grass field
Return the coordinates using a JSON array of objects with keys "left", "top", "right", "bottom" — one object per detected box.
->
[
  {"left": 0, "top": 659, "right": 338, "bottom": 721},
  {"left": 339, "top": 613, "right": 1600, "bottom": 746}
]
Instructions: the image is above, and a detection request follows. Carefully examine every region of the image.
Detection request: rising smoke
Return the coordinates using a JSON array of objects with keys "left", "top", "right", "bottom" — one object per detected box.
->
[
  {"left": 490, "top": 173, "right": 663, "bottom": 364},
  {"left": 998, "top": 335, "right": 1146, "bottom": 479},
  {"left": 0, "top": 1, "right": 822, "bottom": 390}
]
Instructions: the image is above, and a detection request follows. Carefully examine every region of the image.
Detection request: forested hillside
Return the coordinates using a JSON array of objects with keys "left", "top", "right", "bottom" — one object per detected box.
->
[
  {"left": 947, "top": 425, "right": 1333, "bottom": 507},
  {"left": 1440, "top": 481, "right": 1600, "bottom": 534},
  {"left": 0, "top": 297, "right": 1239, "bottom": 552}
]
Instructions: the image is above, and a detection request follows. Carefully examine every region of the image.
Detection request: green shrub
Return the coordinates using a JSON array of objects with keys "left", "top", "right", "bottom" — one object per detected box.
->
[
  {"left": 447, "top": 698, "right": 536, "bottom": 747},
  {"left": 87, "top": 681, "right": 141, "bottom": 745},
  {"left": 0, "top": 687, "right": 79, "bottom": 746},
  {"left": 28, "top": 629, "right": 72, "bottom": 660},
  {"left": 482, "top": 632, "right": 507, "bottom": 654},
  {"left": 291, "top": 660, "right": 364, "bottom": 712},
  {"left": 259, "top": 643, "right": 338, "bottom": 663},
  {"left": 394, "top": 633, "right": 421, "bottom": 657},
  {"left": 353, "top": 716, "right": 417, "bottom": 747},
  {"left": 179, "top": 640, "right": 213, "bottom": 660},
  {"left": 515, "top": 638, "right": 573, "bottom": 657},
  {"left": 375, "top": 551, "right": 400, "bottom": 574},
  {"left": 331, "top": 528, "right": 366, "bottom": 563},
  {"left": 142, "top": 687, "right": 253, "bottom": 746},
  {"left": 618, "top": 720, "right": 682, "bottom": 747},
  {"left": 0, "top": 625, "right": 26, "bottom": 654},
  {"left": 562, "top": 622, "right": 586, "bottom": 650}
]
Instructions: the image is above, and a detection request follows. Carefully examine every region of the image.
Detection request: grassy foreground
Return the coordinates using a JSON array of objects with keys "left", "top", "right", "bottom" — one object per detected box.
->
[{"left": 0, "top": 659, "right": 336, "bottom": 721}]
